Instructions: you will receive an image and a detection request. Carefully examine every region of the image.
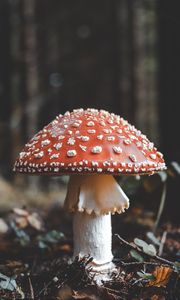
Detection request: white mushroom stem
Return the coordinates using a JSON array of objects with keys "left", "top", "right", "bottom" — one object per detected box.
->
[
  {"left": 64, "top": 174, "right": 129, "bottom": 268},
  {"left": 73, "top": 212, "right": 113, "bottom": 267}
]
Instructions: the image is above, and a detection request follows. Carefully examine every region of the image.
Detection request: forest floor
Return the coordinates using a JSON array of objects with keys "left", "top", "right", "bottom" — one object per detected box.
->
[
  {"left": 0, "top": 203, "right": 179, "bottom": 299},
  {"left": 0, "top": 173, "right": 180, "bottom": 299}
]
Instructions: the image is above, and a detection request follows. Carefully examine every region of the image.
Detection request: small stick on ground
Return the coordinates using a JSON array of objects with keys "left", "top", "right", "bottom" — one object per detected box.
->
[
  {"left": 158, "top": 231, "right": 167, "bottom": 256},
  {"left": 104, "top": 286, "right": 129, "bottom": 296},
  {"left": 113, "top": 260, "right": 169, "bottom": 267},
  {"left": 28, "top": 276, "right": 35, "bottom": 300},
  {"left": 153, "top": 182, "right": 167, "bottom": 233}
]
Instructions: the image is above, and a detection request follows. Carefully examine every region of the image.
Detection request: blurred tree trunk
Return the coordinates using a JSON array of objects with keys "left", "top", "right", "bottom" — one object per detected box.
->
[
  {"left": 157, "top": 0, "right": 180, "bottom": 161},
  {"left": 22, "top": 0, "right": 41, "bottom": 188},
  {"left": 0, "top": 1, "right": 12, "bottom": 178},
  {"left": 10, "top": 0, "right": 23, "bottom": 163},
  {"left": 131, "top": 0, "right": 159, "bottom": 143},
  {"left": 22, "top": 0, "right": 41, "bottom": 139},
  {"left": 130, "top": 1, "right": 159, "bottom": 145},
  {"left": 115, "top": 0, "right": 159, "bottom": 145},
  {"left": 116, "top": 0, "right": 135, "bottom": 123}
]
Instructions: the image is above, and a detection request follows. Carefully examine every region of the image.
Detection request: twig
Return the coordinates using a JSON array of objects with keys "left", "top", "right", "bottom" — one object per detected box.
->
[
  {"left": 158, "top": 231, "right": 167, "bottom": 256},
  {"left": 115, "top": 234, "right": 175, "bottom": 267},
  {"left": 28, "top": 276, "right": 35, "bottom": 300},
  {"left": 104, "top": 286, "right": 128, "bottom": 297},
  {"left": 153, "top": 182, "right": 167, "bottom": 233},
  {"left": 104, "top": 286, "right": 126, "bottom": 294},
  {"left": 113, "top": 259, "right": 169, "bottom": 267},
  {"left": 38, "top": 279, "right": 54, "bottom": 297}
]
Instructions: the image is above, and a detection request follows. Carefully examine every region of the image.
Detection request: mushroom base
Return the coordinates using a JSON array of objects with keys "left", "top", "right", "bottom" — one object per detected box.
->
[{"left": 73, "top": 212, "right": 113, "bottom": 266}]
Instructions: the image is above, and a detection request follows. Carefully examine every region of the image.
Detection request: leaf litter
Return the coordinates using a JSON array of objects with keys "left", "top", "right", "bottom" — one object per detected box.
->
[{"left": 0, "top": 204, "right": 179, "bottom": 299}]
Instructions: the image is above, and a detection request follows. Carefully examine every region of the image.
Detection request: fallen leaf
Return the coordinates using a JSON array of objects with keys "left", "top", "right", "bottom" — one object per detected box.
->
[
  {"left": 6, "top": 260, "right": 23, "bottom": 268},
  {"left": 37, "top": 230, "right": 65, "bottom": 248},
  {"left": 130, "top": 249, "right": 144, "bottom": 262},
  {"left": 13, "top": 209, "right": 44, "bottom": 231},
  {"left": 134, "top": 238, "right": 148, "bottom": 249},
  {"left": 151, "top": 296, "right": 166, "bottom": 300},
  {"left": 27, "top": 212, "right": 43, "bottom": 231},
  {"left": 10, "top": 221, "right": 30, "bottom": 246},
  {"left": 0, "top": 272, "right": 17, "bottom": 291},
  {"left": 72, "top": 290, "right": 100, "bottom": 300},
  {"left": 58, "top": 244, "right": 72, "bottom": 252},
  {"left": 58, "top": 285, "right": 72, "bottom": 300},
  {"left": 137, "top": 271, "right": 155, "bottom": 280},
  {"left": 13, "top": 208, "right": 29, "bottom": 217},
  {"left": 134, "top": 238, "right": 157, "bottom": 256},
  {"left": 0, "top": 218, "right": 9, "bottom": 234},
  {"left": 15, "top": 216, "right": 28, "bottom": 228},
  {"left": 173, "top": 261, "right": 180, "bottom": 273},
  {"left": 145, "top": 244, "right": 157, "bottom": 256},
  {"left": 146, "top": 266, "right": 173, "bottom": 287}
]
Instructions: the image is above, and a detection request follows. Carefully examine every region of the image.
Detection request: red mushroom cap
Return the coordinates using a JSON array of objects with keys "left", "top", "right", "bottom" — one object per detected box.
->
[{"left": 13, "top": 108, "right": 166, "bottom": 175}]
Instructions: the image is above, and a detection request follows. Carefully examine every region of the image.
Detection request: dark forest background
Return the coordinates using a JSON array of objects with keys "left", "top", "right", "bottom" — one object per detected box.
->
[{"left": 0, "top": 0, "right": 180, "bottom": 180}]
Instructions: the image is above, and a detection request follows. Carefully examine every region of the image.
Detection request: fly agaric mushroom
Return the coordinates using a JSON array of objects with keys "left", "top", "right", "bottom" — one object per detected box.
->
[{"left": 13, "top": 108, "right": 166, "bottom": 274}]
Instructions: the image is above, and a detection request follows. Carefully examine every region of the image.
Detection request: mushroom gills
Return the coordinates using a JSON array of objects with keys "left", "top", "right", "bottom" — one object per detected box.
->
[{"left": 64, "top": 174, "right": 129, "bottom": 266}]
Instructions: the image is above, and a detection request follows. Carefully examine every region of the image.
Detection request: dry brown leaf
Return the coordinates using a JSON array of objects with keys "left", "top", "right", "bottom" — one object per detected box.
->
[
  {"left": 57, "top": 285, "right": 72, "bottom": 300},
  {"left": 13, "top": 209, "right": 43, "bottom": 231},
  {"left": 15, "top": 216, "right": 28, "bottom": 228},
  {"left": 0, "top": 239, "right": 12, "bottom": 252},
  {"left": 151, "top": 295, "right": 166, "bottom": 300},
  {"left": 146, "top": 266, "right": 173, "bottom": 287},
  {"left": 72, "top": 290, "right": 100, "bottom": 300},
  {"left": 58, "top": 244, "right": 72, "bottom": 252},
  {"left": 6, "top": 260, "right": 23, "bottom": 269}
]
